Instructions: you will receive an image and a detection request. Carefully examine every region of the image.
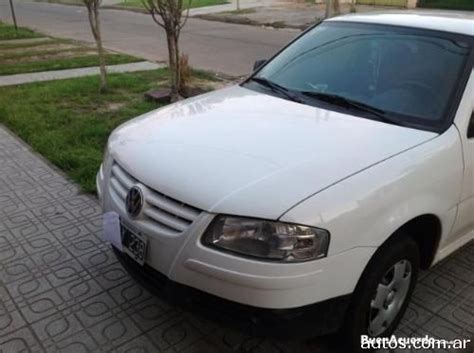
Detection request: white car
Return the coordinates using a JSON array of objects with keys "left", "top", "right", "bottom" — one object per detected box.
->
[{"left": 97, "top": 11, "right": 474, "bottom": 349}]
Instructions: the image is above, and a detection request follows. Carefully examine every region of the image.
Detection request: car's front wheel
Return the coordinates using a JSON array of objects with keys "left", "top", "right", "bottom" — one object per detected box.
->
[{"left": 343, "top": 234, "right": 420, "bottom": 352}]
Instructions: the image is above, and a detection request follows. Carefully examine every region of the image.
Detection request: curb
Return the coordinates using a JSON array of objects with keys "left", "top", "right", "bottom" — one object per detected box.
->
[{"left": 193, "top": 13, "right": 313, "bottom": 31}]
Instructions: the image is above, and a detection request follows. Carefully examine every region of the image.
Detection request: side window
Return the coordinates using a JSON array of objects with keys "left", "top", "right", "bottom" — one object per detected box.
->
[{"left": 468, "top": 111, "right": 474, "bottom": 139}]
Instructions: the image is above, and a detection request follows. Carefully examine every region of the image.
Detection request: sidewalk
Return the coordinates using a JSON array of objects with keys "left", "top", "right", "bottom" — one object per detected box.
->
[
  {"left": 0, "top": 122, "right": 473, "bottom": 352},
  {"left": 188, "top": 0, "right": 286, "bottom": 16},
  {"left": 194, "top": 3, "right": 400, "bottom": 30},
  {"left": 0, "top": 61, "right": 164, "bottom": 86}
]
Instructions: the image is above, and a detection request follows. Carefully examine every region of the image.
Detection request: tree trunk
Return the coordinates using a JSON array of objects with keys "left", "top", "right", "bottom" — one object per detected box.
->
[
  {"left": 350, "top": 0, "right": 356, "bottom": 12},
  {"left": 324, "top": 0, "right": 330, "bottom": 18},
  {"left": 174, "top": 34, "right": 181, "bottom": 96},
  {"left": 9, "top": 0, "right": 18, "bottom": 31},
  {"left": 166, "top": 30, "right": 181, "bottom": 101},
  {"left": 94, "top": 6, "right": 108, "bottom": 93},
  {"left": 332, "top": 0, "right": 340, "bottom": 15},
  {"left": 87, "top": 4, "right": 108, "bottom": 93}
]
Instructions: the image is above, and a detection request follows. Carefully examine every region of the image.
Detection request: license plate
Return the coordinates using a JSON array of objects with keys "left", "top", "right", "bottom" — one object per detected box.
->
[{"left": 121, "top": 223, "right": 147, "bottom": 266}]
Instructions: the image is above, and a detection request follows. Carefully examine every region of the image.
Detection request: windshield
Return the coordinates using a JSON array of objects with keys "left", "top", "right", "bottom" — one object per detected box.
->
[{"left": 244, "top": 22, "right": 472, "bottom": 131}]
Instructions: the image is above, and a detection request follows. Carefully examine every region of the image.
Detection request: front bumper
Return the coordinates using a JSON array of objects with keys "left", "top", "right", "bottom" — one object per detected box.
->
[
  {"left": 113, "top": 246, "right": 351, "bottom": 338},
  {"left": 97, "top": 162, "right": 375, "bottom": 310}
]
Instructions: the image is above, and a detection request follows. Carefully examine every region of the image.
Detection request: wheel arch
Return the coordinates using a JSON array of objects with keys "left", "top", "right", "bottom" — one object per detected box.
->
[{"left": 387, "top": 214, "right": 442, "bottom": 269}]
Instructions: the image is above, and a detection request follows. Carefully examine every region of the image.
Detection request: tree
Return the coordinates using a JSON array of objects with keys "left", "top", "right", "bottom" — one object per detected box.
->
[
  {"left": 9, "top": 0, "right": 18, "bottom": 31},
  {"left": 332, "top": 0, "right": 340, "bottom": 15},
  {"left": 83, "top": 0, "right": 108, "bottom": 92},
  {"left": 350, "top": 0, "right": 356, "bottom": 12},
  {"left": 143, "top": 0, "right": 191, "bottom": 101},
  {"left": 324, "top": 0, "right": 340, "bottom": 18},
  {"left": 325, "top": 0, "right": 330, "bottom": 18}
]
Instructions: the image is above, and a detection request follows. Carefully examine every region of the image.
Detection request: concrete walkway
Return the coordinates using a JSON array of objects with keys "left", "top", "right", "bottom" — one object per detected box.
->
[
  {"left": 193, "top": 3, "right": 404, "bottom": 30},
  {"left": 0, "top": 123, "right": 473, "bottom": 352},
  {"left": 0, "top": 61, "right": 164, "bottom": 86},
  {"left": 188, "top": 0, "right": 286, "bottom": 16}
]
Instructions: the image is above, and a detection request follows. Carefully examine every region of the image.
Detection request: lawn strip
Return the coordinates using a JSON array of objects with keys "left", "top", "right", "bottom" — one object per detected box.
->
[
  {"left": 0, "top": 22, "right": 43, "bottom": 40},
  {"left": 0, "top": 38, "right": 71, "bottom": 50},
  {"left": 0, "top": 53, "right": 141, "bottom": 75},
  {"left": 0, "top": 46, "right": 94, "bottom": 61}
]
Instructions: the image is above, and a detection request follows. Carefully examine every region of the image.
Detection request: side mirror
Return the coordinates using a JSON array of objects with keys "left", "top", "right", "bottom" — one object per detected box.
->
[
  {"left": 253, "top": 59, "right": 266, "bottom": 71},
  {"left": 468, "top": 112, "right": 474, "bottom": 139}
]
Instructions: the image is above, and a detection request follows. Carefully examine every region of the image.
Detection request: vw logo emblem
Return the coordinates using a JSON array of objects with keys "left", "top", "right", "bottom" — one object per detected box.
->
[{"left": 125, "top": 186, "right": 144, "bottom": 217}]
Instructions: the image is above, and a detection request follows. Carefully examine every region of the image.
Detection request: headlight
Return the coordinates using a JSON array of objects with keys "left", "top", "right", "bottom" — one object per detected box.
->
[{"left": 202, "top": 215, "right": 329, "bottom": 262}]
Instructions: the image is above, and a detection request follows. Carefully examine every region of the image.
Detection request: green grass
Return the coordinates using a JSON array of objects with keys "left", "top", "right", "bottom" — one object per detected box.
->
[
  {"left": 121, "top": 0, "right": 229, "bottom": 9},
  {"left": 0, "top": 70, "right": 169, "bottom": 193},
  {"left": 418, "top": 0, "right": 474, "bottom": 10},
  {"left": 187, "top": 0, "right": 229, "bottom": 8},
  {"left": 0, "top": 53, "right": 140, "bottom": 75},
  {"left": 0, "top": 69, "right": 218, "bottom": 193},
  {"left": 0, "top": 22, "right": 42, "bottom": 41}
]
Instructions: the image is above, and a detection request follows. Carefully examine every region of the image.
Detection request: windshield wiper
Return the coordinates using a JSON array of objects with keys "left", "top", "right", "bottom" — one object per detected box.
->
[
  {"left": 299, "top": 91, "right": 400, "bottom": 125},
  {"left": 249, "top": 77, "right": 304, "bottom": 103}
]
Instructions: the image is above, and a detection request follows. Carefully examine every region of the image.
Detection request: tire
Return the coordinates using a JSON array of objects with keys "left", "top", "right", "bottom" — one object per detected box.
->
[{"left": 342, "top": 233, "right": 420, "bottom": 352}]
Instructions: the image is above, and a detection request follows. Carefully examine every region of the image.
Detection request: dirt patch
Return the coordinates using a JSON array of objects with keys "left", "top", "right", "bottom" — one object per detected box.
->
[
  {"left": 0, "top": 43, "right": 83, "bottom": 55},
  {"left": 1, "top": 50, "right": 98, "bottom": 64},
  {"left": 190, "top": 77, "right": 230, "bottom": 91},
  {"left": 0, "top": 37, "right": 51, "bottom": 46},
  {"left": 104, "top": 102, "right": 127, "bottom": 112}
]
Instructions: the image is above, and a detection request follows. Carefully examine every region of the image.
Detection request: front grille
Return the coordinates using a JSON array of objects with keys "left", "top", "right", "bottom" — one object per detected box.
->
[{"left": 109, "top": 161, "right": 202, "bottom": 235}]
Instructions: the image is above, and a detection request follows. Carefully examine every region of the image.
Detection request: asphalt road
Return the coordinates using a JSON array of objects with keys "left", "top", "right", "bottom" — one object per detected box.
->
[{"left": 0, "top": 0, "right": 297, "bottom": 76}]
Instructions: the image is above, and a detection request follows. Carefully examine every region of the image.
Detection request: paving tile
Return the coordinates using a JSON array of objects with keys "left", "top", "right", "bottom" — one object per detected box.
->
[
  {"left": 88, "top": 262, "right": 131, "bottom": 291},
  {"left": 89, "top": 314, "right": 143, "bottom": 349},
  {"left": 32, "top": 311, "right": 84, "bottom": 348},
  {"left": 108, "top": 279, "right": 156, "bottom": 311},
  {"left": 146, "top": 318, "right": 205, "bottom": 352},
  {"left": 412, "top": 270, "right": 470, "bottom": 313},
  {"left": 0, "top": 327, "right": 45, "bottom": 353},
  {"left": 17, "top": 288, "right": 66, "bottom": 324},
  {"left": 411, "top": 315, "right": 472, "bottom": 346},
  {"left": 54, "top": 330, "right": 99, "bottom": 353},
  {"left": 438, "top": 285, "right": 474, "bottom": 336},
  {"left": 128, "top": 297, "right": 180, "bottom": 332},
  {"left": 397, "top": 302, "right": 434, "bottom": 333},
  {"left": 112, "top": 334, "right": 162, "bottom": 353},
  {"left": 75, "top": 292, "right": 121, "bottom": 328},
  {"left": 0, "top": 285, "right": 27, "bottom": 336},
  {"left": 204, "top": 327, "right": 267, "bottom": 353}
]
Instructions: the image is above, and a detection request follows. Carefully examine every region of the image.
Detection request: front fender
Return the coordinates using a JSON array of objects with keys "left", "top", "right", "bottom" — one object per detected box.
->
[{"left": 281, "top": 125, "right": 463, "bottom": 256}]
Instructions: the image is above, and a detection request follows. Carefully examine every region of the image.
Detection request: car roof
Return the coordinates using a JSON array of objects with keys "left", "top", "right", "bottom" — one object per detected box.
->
[{"left": 327, "top": 10, "right": 474, "bottom": 36}]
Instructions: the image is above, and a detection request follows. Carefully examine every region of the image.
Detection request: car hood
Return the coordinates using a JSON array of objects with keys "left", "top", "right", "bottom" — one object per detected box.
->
[{"left": 109, "top": 85, "right": 437, "bottom": 220}]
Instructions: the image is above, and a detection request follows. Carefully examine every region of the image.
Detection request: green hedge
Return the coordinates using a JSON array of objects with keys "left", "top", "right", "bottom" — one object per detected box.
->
[{"left": 418, "top": 0, "right": 474, "bottom": 10}]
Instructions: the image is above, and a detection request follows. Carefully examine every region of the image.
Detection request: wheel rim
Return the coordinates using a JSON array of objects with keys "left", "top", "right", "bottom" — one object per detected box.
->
[{"left": 368, "top": 259, "right": 412, "bottom": 336}]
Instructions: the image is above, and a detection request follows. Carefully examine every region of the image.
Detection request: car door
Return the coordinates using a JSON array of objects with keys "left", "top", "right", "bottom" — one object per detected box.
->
[
  {"left": 449, "top": 70, "right": 474, "bottom": 249},
  {"left": 466, "top": 110, "right": 474, "bottom": 231}
]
